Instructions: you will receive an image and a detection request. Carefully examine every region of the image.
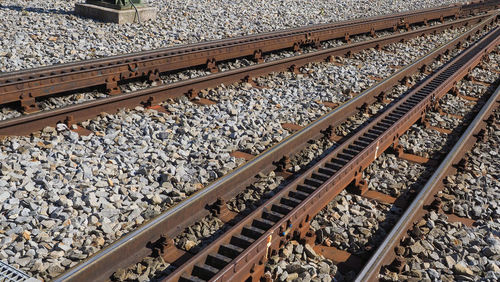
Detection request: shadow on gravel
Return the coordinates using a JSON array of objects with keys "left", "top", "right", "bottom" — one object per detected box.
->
[{"left": 0, "top": 5, "right": 74, "bottom": 16}]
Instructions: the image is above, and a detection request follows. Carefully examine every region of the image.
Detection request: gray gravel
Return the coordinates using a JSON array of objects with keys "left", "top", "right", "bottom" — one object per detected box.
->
[
  {"left": 112, "top": 255, "right": 171, "bottom": 281},
  {"left": 0, "top": 104, "right": 251, "bottom": 280},
  {"left": 265, "top": 42, "right": 499, "bottom": 282},
  {"left": 118, "top": 130, "right": 339, "bottom": 279},
  {"left": 399, "top": 49, "right": 497, "bottom": 159},
  {"left": 439, "top": 93, "right": 475, "bottom": 117},
  {"left": 426, "top": 110, "right": 462, "bottom": 130},
  {"left": 456, "top": 81, "right": 489, "bottom": 98},
  {"left": 0, "top": 0, "right": 467, "bottom": 72},
  {"left": 398, "top": 125, "right": 447, "bottom": 158},
  {"left": 469, "top": 67, "right": 498, "bottom": 84},
  {"left": 0, "top": 90, "right": 108, "bottom": 122},
  {"left": 265, "top": 240, "right": 339, "bottom": 282},
  {"left": 226, "top": 138, "right": 338, "bottom": 215},
  {"left": 0, "top": 106, "right": 21, "bottom": 121},
  {"left": 265, "top": 189, "right": 402, "bottom": 281},
  {"left": 174, "top": 214, "right": 228, "bottom": 254},
  {"left": 381, "top": 215, "right": 500, "bottom": 281},
  {"left": 311, "top": 191, "right": 400, "bottom": 257},
  {"left": 380, "top": 57, "right": 499, "bottom": 281},
  {"left": 364, "top": 153, "right": 429, "bottom": 198},
  {"left": 0, "top": 18, "right": 490, "bottom": 281},
  {"left": 440, "top": 108, "right": 500, "bottom": 221},
  {"left": 37, "top": 91, "right": 109, "bottom": 111},
  {"left": 0, "top": 21, "right": 473, "bottom": 122}
]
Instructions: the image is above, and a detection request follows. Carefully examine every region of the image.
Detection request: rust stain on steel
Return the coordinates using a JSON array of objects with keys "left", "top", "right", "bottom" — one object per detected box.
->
[
  {"left": 230, "top": 151, "right": 255, "bottom": 161},
  {"left": 393, "top": 143, "right": 438, "bottom": 165},
  {"left": 146, "top": 104, "right": 170, "bottom": 114},
  {"left": 53, "top": 15, "right": 498, "bottom": 282},
  {"left": 320, "top": 101, "right": 340, "bottom": 108},
  {"left": 281, "top": 123, "right": 304, "bottom": 131},
  {"left": 190, "top": 98, "right": 217, "bottom": 106},
  {"left": 362, "top": 190, "right": 397, "bottom": 204},
  {"left": 457, "top": 93, "right": 480, "bottom": 101},
  {"left": 442, "top": 211, "right": 477, "bottom": 227},
  {"left": 70, "top": 126, "right": 93, "bottom": 136},
  {"left": 166, "top": 26, "right": 500, "bottom": 282},
  {"left": 437, "top": 106, "right": 464, "bottom": 119},
  {"left": 211, "top": 198, "right": 238, "bottom": 224},
  {"left": 313, "top": 245, "right": 364, "bottom": 269},
  {"left": 0, "top": 2, "right": 497, "bottom": 108},
  {"left": 161, "top": 239, "right": 194, "bottom": 267},
  {"left": 399, "top": 152, "right": 439, "bottom": 166},
  {"left": 426, "top": 124, "right": 453, "bottom": 134},
  {"left": 368, "top": 75, "right": 384, "bottom": 81}
]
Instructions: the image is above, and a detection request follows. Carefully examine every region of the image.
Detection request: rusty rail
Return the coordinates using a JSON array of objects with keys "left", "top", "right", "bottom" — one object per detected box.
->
[
  {"left": 0, "top": 13, "right": 495, "bottom": 136},
  {"left": 355, "top": 80, "right": 500, "bottom": 281},
  {"left": 52, "top": 15, "right": 499, "bottom": 282},
  {"left": 166, "top": 26, "right": 500, "bottom": 281},
  {"left": 0, "top": 1, "right": 498, "bottom": 113}
]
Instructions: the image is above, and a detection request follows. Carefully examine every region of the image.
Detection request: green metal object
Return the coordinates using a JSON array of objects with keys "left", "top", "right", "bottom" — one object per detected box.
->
[{"left": 86, "top": 0, "right": 143, "bottom": 10}]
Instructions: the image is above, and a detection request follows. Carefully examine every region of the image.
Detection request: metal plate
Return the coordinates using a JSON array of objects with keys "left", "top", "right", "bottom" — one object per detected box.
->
[{"left": 0, "top": 261, "right": 31, "bottom": 282}]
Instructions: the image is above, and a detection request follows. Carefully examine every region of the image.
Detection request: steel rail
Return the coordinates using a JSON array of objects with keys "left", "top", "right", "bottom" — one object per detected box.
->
[
  {"left": 166, "top": 26, "right": 500, "bottom": 282},
  {"left": 0, "top": 13, "right": 495, "bottom": 136},
  {"left": 355, "top": 82, "right": 500, "bottom": 282},
  {"left": 53, "top": 15, "right": 499, "bottom": 282},
  {"left": 0, "top": 1, "right": 498, "bottom": 110}
]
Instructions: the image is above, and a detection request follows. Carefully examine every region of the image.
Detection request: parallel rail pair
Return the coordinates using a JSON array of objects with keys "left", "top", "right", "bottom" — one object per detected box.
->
[
  {"left": 0, "top": 13, "right": 495, "bottom": 136},
  {"left": 55, "top": 12, "right": 500, "bottom": 282},
  {"left": 357, "top": 85, "right": 500, "bottom": 281},
  {"left": 0, "top": 0, "right": 498, "bottom": 113},
  {"left": 357, "top": 53, "right": 500, "bottom": 282},
  {"left": 168, "top": 24, "right": 500, "bottom": 282}
]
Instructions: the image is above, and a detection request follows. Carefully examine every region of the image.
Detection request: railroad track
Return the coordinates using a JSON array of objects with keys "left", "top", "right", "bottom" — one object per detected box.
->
[
  {"left": 160, "top": 25, "right": 500, "bottom": 282},
  {"left": 0, "top": 1, "right": 497, "bottom": 116},
  {"left": 0, "top": 3, "right": 498, "bottom": 282},
  {"left": 264, "top": 76, "right": 500, "bottom": 282},
  {"left": 43, "top": 9, "right": 500, "bottom": 282},
  {"left": 355, "top": 85, "right": 500, "bottom": 281},
  {"left": 355, "top": 48, "right": 500, "bottom": 282},
  {"left": 0, "top": 12, "right": 497, "bottom": 136}
]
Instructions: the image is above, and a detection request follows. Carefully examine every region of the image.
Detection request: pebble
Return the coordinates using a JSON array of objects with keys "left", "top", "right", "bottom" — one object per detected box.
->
[
  {"left": 174, "top": 214, "right": 226, "bottom": 253},
  {"left": 266, "top": 240, "right": 339, "bottom": 281},
  {"left": 383, "top": 216, "right": 500, "bottom": 281},
  {"left": 399, "top": 125, "right": 449, "bottom": 158}
]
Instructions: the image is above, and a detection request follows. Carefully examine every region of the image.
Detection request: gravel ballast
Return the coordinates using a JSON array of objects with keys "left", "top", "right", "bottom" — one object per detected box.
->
[
  {"left": 440, "top": 108, "right": 500, "bottom": 221},
  {"left": 265, "top": 53, "right": 499, "bottom": 281},
  {"left": 0, "top": 0, "right": 467, "bottom": 72},
  {"left": 381, "top": 216, "right": 500, "bottom": 281},
  {"left": 0, "top": 10, "right": 491, "bottom": 282}
]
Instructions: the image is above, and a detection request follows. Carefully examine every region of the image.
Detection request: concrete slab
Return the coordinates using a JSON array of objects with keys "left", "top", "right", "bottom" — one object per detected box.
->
[{"left": 75, "top": 3, "right": 157, "bottom": 24}]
